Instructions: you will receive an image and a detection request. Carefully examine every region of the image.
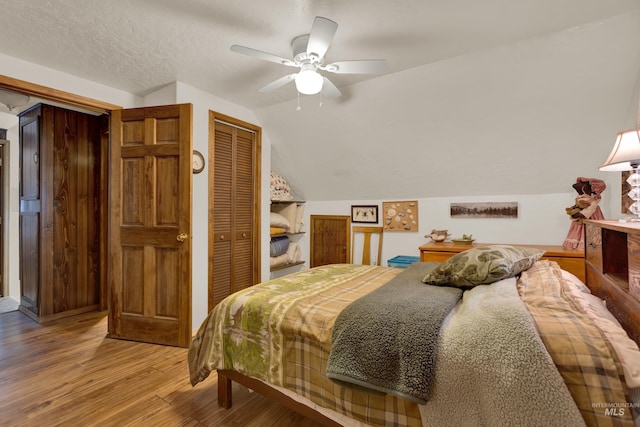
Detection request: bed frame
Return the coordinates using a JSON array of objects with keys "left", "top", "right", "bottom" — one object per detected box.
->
[
  {"left": 217, "top": 369, "right": 341, "bottom": 426},
  {"left": 218, "top": 223, "right": 640, "bottom": 425}
]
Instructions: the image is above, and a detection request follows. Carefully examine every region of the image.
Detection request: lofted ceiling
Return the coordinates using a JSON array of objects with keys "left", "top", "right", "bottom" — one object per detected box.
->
[
  {"left": 0, "top": 0, "right": 638, "bottom": 110},
  {"left": 1, "top": 1, "right": 640, "bottom": 204}
]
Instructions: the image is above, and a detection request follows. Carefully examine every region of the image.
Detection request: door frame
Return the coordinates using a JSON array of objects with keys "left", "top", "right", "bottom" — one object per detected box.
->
[
  {"left": 0, "top": 74, "right": 119, "bottom": 310},
  {"left": 0, "top": 75, "right": 120, "bottom": 113}
]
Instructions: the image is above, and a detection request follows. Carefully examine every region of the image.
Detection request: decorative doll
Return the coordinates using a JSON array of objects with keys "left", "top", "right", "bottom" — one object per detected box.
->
[{"left": 562, "top": 177, "right": 606, "bottom": 249}]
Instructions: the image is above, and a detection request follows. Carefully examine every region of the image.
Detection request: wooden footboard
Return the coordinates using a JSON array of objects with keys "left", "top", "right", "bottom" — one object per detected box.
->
[{"left": 217, "top": 369, "right": 342, "bottom": 427}]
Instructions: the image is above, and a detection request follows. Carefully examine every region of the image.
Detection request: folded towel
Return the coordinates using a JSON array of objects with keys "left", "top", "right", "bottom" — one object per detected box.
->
[
  {"left": 270, "top": 226, "right": 287, "bottom": 235},
  {"left": 287, "top": 241, "right": 301, "bottom": 263},
  {"left": 270, "top": 254, "right": 289, "bottom": 268}
]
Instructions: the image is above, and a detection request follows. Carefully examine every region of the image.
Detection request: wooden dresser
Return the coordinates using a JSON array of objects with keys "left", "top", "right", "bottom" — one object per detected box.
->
[
  {"left": 584, "top": 220, "right": 640, "bottom": 344},
  {"left": 419, "top": 241, "right": 585, "bottom": 282}
]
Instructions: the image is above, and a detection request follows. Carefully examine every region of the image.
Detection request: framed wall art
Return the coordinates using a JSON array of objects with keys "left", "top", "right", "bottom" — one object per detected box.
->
[
  {"left": 382, "top": 200, "right": 418, "bottom": 231},
  {"left": 450, "top": 202, "right": 518, "bottom": 218},
  {"left": 351, "top": 205, "right": 378, "bottom": 223}
]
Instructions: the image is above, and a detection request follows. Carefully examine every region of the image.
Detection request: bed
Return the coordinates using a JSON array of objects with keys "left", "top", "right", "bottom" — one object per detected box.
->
[{"left": 188, "top": 245, "right": 640, "bottom": 426}]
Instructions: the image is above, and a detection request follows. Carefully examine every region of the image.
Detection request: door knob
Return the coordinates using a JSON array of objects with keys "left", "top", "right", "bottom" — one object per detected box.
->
[{"left": 176, "top": 233, "right": 188, "bottom": 242}]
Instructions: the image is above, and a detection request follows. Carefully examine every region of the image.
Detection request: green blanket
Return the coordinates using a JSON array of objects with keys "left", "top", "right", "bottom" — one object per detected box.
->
[{"left": 326, "top": 262, "right": 462, "bottom": 404}]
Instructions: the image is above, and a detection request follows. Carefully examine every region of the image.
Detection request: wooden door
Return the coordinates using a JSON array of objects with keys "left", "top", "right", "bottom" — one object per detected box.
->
[
  {"left": 310, "top": 215, "right": 351, "bottom": 267},
  {"left": 209, "top": 112, "right": 261, "bottom": 310},
  {"left": 109, "top": 104, "right": 192, "bottom": 347}
]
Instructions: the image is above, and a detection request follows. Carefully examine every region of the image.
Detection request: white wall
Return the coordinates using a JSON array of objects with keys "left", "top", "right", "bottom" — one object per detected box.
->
[{"left": 302, "top": 192, "right": 586, "bottom": 268}]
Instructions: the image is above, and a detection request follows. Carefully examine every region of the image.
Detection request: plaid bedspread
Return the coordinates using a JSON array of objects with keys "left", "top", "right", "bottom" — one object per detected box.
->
[
  {"left": 189, "top": 261, "right": 637, "bottom": 427},
  {"left": 188, "top": 264, "right": 422, "bottom": 426},
  {"left": 517, "top": 261, "right": 635, "bottom": 426}
]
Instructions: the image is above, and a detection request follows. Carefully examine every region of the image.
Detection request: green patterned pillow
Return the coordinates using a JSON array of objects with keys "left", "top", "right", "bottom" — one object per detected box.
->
[{"left": 422, "top": 245, "right": 545, "bottom": 288}]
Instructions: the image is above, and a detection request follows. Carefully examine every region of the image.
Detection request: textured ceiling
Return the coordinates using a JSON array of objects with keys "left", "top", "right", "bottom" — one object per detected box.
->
[{"left": 0, "top": 0, "right": 639, "bottom": 110}]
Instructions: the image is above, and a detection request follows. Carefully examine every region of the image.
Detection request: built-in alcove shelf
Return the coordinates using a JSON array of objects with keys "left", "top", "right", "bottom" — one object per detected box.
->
[
  {"left": 270, "top": 200, "right": 306, "bottom": 273},
  {"left": 271, "top": 232, "right": 305, "bottom": 238},
  {"left": 602, "top": 227, "right": 630, "bottom": 291}
]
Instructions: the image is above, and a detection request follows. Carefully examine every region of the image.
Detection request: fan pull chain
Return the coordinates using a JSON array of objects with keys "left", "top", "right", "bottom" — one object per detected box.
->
[{"left": 296, "top": 91, "right": 301, "bottom": 111}]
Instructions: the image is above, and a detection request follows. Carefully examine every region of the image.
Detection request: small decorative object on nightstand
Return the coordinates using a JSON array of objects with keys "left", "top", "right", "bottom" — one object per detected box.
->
[
  {"left": 451, "top": 234, "right": 475, "bottom": 244},
  {"left": 426, "top": 229, "right": 450, "bottom": 243}
]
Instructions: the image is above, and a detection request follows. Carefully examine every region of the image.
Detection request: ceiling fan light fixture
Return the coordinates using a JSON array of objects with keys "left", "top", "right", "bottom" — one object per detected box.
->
[
  {"left": 295, "top": 67, "right": 323, "bottom": 95},
  {"left": 230, "top": 17, "right": 384, "bottom": 100}
]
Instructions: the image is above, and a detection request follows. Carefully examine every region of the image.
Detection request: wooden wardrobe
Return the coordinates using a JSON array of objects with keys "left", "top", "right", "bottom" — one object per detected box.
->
[{"left": 18, "top": 103, "right": 106, "bottom": 322}]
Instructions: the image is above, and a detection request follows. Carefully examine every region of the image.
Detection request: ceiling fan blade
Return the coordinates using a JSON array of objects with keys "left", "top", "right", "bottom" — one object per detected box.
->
[
  {"left": 306, "top": 16, "right": 338, "bottom": 58},
  {"left": 323, "top": 60, "right": 388, "bottom": 74},
  {"left": 258, "top": 73, "right": 297, "bottom": 93},
  {"left": 321, "top": 77, "right": 341, "bottom": 98},
  {"left": 230, "top": 45, "right": 296, "bottom": 67}
]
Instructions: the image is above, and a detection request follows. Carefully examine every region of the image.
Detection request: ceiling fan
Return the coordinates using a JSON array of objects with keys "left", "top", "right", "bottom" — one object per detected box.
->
[{"left": 230, "top": 16, "right": 388, "bottom": 98}]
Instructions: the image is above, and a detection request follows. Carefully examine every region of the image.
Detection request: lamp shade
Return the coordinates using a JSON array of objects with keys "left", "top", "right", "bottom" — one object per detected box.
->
[
  {"left": 599, "top": 129, "right": 640, "bottom": 172},
  {"left": 295, "top": 66, "right": 323, "bottom": 95}
]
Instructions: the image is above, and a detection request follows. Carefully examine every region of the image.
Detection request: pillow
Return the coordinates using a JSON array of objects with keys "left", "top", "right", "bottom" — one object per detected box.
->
[
  {"left": 422, "top": 245, "right": 544, "bottom": 288},
  {"left": 270, "top": 212, "right": 291, "bottom": 229},
  {"left": 272, "top": 203, "right": 297, "bottom": 232},
  {"left": 270, "top": 172, "right": 292, "bottom": 201}
]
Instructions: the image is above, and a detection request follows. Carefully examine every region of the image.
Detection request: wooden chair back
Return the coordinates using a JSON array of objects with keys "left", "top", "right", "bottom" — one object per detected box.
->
[{"left": 351, "top": 226, "right": 384, "bottom": 265}]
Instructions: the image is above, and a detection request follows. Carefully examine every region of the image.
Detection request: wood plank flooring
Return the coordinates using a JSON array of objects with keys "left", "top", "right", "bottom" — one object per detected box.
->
[{"left": 0, "top": 310, "right": 325, "bottom": 427}]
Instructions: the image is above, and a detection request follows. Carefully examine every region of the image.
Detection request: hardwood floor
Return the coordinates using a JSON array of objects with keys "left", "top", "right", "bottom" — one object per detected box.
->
[{"left": 0, "top": 310, "right": 325, "bottom": 427}]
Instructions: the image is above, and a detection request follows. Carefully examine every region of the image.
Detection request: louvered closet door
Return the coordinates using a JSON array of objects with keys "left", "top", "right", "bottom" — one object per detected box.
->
[{"left": 211, "top": 118, "right": 260, "bottom": 309}]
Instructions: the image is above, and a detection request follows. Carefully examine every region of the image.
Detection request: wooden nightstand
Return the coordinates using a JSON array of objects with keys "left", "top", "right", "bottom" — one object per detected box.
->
[{"left": 418, "top": 242, "right": 585, "bottom": 283}]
